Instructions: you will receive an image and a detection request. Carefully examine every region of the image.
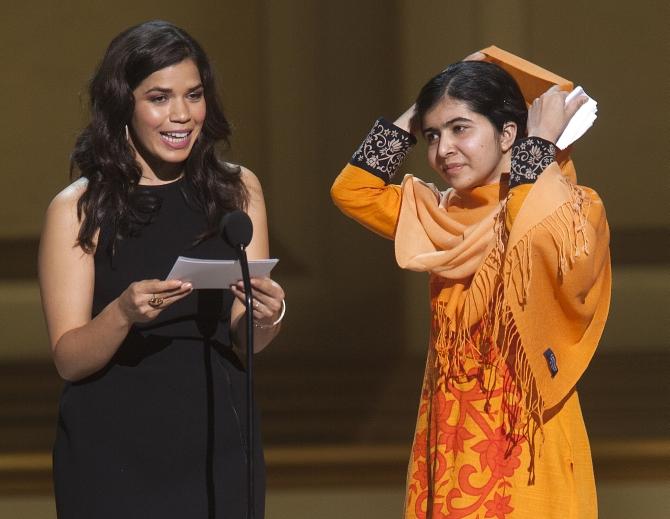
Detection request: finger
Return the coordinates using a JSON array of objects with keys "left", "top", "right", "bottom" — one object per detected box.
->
[
  {"left": 232, "top": 283, "right": 280, "bottom": 314},
  {"left": 251, "top": 277, "right": 285, "bottom": 296},
  {"left": 141, "top": 286, "right": 191, "bottom": 313},
  {"left": 257, "top": 297, "right": 283, "bottom": 315},
  {"left": 250, "top": 286, "right": 284, "bottom": 313},
  {"left": 546, "top": 84, "right": 562, "bottom": 94},
  {"left": 152, "top": 288, "right": 193, "bottom": 310},
  {"left": 160, "top": 283, "right": 193, "bottom": 302},
  {"left": 231, "top": 281, "right": 284, "bottom": 315},
  {"left": 230, "top": 285, "right": 273, "bottom": 320},
  {"left": 251, "top": 299, "right": 275, "bottom": 322},
  {"left": 234, "top": 279, "right": 278, "bottom": 300},
  {"left": 565, "top": 94, "right": 588, "bottom": 118},
  {"left": 166, "top": 281, "right": 192, "bottom": 294},
  {"left": 244, "top": 290, "right": 279, "bottom": 316},
  {"left": 144, "top": 281, "right": 192, "bottom": 303},
  {"left": 462, "top": 51, "right": 486, "bottom": 62},
  {"left": 230, "top": 285, "right": 267, "bottom": 311},
  {"left": 230, "top": 285, "right": 248, "bottom": 303},
  {"left": 141, "top": 279, "right": 188, "bottom": 294},
  {"left": 249, "top": 277, "right": 284, "bottom": 297},
  {"left": 252, "top": 298, "right": 267, "bottom": 316}
]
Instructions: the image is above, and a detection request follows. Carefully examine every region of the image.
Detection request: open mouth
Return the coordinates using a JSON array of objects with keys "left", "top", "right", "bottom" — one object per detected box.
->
[{"left": 160, "top": 130, "right": 192, "bottom": 145}]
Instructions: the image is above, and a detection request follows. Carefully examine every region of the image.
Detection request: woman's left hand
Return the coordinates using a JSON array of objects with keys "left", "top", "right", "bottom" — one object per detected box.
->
[
  {"left": 527, "top": 85, "right": 588, "bottom": 144},
  {"left": 230, "top": 277, "right": 285, "bottom": 327}
]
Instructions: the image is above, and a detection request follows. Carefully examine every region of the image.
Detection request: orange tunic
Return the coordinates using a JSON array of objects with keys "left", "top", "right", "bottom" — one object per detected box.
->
[{"left": 331, "top": 162, "right": 610, "bottom": 518}]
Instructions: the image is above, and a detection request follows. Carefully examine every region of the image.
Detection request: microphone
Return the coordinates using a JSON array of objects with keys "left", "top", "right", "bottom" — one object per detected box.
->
[
  {"left": 221, "top": 210, "right": 253, "bottom": 249},
  {"left": 221, "top": 209, "right": 256, "bottom": 519}
]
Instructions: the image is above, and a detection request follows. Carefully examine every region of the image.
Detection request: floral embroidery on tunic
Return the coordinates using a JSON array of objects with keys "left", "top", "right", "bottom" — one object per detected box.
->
[
  {"left": 509, "top": 137, "right": 557, "bottom": 187},
  {"left": 351, "top": 118, "right": 415, "bottom": 183}
]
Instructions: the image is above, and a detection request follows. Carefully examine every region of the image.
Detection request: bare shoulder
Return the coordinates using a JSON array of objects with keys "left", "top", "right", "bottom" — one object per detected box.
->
[
  {"left": 239, "top": 165, "right": 263, "bottom": 193},
  {"left": 46, "top": 177, "right": 88, "bottom": 222},
  {"left": 41, "top": 178, "right": 91, "bottom": 252},
  {"left": 238, "top": 166, "right": 267, "bottom": 211},
  {"left": 235, "top": 166, "right": 269, "bottom": 255}
]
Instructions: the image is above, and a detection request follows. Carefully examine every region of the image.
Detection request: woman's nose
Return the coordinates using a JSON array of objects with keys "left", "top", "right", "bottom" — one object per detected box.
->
[
  {"left": 169, "top": 99, "right": 191, "bottom": 123},
  {"left": 437, "top": 135, "right": 453, "bottom": 158}
]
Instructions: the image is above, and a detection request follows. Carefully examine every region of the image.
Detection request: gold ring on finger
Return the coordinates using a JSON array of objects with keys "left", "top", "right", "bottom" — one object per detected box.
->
[{"left": 148, "top": 295, "right": 164, "bottom": 308}]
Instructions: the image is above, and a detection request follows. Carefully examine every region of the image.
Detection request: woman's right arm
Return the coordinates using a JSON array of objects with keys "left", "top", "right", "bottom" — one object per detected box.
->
[
  {"left": 330, "top": 107, "right": 417, "bottom": 239},
  {"left": 38, "top": 181, "right": 191, "bottom": 381}
]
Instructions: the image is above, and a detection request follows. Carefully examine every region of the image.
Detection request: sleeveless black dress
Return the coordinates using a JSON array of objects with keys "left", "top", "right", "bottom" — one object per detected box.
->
[{"left": 53, "top": 178, "right": 265, "bottom": 518}]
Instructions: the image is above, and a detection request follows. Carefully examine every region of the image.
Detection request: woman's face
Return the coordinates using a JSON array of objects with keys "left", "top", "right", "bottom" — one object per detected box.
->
[
  {"left": 130, "top": 59, "right": 206, "bottom": 179},
  {"left": 422, "top": 95, "right": 515, "bottom": 192}
]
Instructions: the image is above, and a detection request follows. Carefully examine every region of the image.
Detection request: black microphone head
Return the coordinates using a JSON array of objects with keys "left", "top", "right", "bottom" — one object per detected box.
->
[{"left": 221, "top": 210, "right": 253, "bottom": 248}]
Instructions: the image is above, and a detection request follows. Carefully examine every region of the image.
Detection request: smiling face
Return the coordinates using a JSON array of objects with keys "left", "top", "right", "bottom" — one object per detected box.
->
[
  {"left": 422, "top": 96, "right": 516, "bottom": 192},
  {"left": 129, "top": 59, "right": 205, "bottom": 182}
]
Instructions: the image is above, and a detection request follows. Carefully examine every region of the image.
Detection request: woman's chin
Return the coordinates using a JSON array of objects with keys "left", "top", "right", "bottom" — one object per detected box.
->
[{"left": 449, "top": 177, "right": 476, "bottom": 192}]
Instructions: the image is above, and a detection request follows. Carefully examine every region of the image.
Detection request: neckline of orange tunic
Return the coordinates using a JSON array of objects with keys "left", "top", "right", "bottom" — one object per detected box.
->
[{"left": 446, "top": 180, "right": 507, "bottom": 213}]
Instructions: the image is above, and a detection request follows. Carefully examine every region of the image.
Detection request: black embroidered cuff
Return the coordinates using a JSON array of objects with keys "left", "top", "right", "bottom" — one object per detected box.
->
[
  {"left": 350, "top": 117, "right": 416, "bottom": 183},
  {"left": 510, "top": 137, "right": 557, "bottom": 188}
]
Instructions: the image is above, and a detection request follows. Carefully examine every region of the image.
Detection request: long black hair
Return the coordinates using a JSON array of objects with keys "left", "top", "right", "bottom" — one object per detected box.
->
[
  {"left": 414, "top": 61, "right": 527, "bottom": 138},
  {"left": 71, "top": 20, "right": 247, "bottom": 252}
]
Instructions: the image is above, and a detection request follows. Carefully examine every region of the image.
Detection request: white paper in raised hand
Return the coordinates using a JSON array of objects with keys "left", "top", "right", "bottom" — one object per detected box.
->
[
  {"left": 166, "top": 256, "right": 279, "bottom": 289},
  {"left": 556, "top": 86, "right": 598, "bottom": 150}
]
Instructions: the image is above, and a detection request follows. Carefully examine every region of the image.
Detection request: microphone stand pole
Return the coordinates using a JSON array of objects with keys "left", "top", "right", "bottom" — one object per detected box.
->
[{"left": 237, "top": 245, "right": 255, "bottom": 519}]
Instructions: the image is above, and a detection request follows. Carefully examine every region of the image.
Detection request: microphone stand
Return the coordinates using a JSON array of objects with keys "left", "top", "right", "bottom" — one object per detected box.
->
[{"left": 236, "top": 244, "right": 255, "bottom": 519}]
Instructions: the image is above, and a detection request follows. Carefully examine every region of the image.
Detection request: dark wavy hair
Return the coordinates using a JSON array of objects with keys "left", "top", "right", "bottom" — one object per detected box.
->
[
  {"left": 414, "top": 61, "right": 527, "bottom": 138},
  {"left": 71, "top": 20, "right": 247, "bottom": 253}
]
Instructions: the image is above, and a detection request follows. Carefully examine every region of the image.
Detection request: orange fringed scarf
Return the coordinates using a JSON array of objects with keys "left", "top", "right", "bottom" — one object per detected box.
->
[{"left": 394, "top": 160, "right": 610, "bottom": 482}]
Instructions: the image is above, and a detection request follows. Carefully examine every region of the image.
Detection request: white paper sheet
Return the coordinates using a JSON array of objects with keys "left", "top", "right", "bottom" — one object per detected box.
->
[
  {"left": 166, "top": 256, "right": 279, "bottom": 289},
  {"left": 556, "top": 86, "right": 598, "bottom": 150}
]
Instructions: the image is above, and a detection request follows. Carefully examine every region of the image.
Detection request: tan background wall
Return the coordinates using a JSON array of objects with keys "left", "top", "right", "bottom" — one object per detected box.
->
[
  {"left": 1, "top": 0, "right": 666, "bottom": 360},
  {"left": 0, "top": 1, "right": 667, "bottom": 517}
]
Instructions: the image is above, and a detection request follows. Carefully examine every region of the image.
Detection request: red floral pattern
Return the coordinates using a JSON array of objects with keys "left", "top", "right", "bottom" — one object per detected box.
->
[
  {"left": 471, "top": 427, "right": 522, "bottom": 479},
  {"left": 405, "top": 362, "right": 526, "bottom": 519},
  {"left": 484, "top": 493, "right": 514, "bottom": 519}
]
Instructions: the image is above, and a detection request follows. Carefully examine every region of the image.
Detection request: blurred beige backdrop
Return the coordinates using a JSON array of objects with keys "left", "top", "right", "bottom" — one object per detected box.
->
[{"left": 0, "top": 1, "right": 667, "bottom": 518}]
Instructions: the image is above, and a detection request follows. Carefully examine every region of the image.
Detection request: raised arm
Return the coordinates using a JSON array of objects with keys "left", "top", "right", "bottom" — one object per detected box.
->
[
  {"left": 330, "top": 110, "right": 417, "bottom": 239},
  {"left": 38, "top": 180, "right": 192, "bottom": 381},
  {"left": 501, "top": 86, "right": 611, "bottom": 410}
]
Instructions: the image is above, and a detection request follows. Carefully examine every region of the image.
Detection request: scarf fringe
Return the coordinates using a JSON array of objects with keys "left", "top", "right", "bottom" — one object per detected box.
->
[{"left": 430, "top": 181, "right": 591, "bottom": 485}]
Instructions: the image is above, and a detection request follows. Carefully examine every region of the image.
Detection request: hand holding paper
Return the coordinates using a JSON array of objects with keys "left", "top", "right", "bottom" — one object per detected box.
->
[
  {"left": 556, "top": 86, "right": 598, "bottom": 150},
  {"left": 166, "top": 256, "right": 279, "bottom": 289},
  {"left": 479, "top": 46, "right": 597, "bottom": 150}
]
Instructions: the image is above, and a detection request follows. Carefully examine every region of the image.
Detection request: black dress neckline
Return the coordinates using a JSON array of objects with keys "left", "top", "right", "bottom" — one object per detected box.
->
[{"left": 137, "top": 175, "right": 185, "bottom": 190}]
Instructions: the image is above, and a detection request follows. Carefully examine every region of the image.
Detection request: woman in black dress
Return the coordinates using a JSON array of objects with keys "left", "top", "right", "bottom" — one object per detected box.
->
[{"left": 38, "top": 20, "right": 284, "bottom": 518}]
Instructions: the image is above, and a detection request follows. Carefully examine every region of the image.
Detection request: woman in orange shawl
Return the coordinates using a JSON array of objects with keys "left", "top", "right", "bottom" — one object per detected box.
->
[{"left": 331, "top": 52, "right": 610, "bottom": 519}]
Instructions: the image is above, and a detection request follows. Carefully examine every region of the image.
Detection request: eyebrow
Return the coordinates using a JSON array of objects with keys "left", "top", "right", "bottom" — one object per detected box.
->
[
  {"left": 423, "top": 116, "right": 473, "bottom": 133},
  {"left": 143, "top": 84, "right": 204, "bottom": 95}
]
